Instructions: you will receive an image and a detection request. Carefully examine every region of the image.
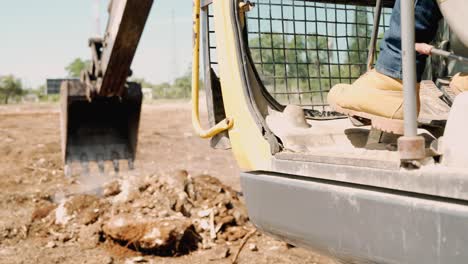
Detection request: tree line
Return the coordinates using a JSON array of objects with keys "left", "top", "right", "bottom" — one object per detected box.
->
[
  {"left": 0, "top": 75, "right": 24, "bottom": 104},
  {"left": 247, "top": 6, "right": 373, "bottom": 101},
  {"left": 67, "top": 58, "right": 197, "bottom": 99}
]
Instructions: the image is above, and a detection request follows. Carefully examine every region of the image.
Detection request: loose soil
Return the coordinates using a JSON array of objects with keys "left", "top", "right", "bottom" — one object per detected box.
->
[{"left": 0, "top": 102, "right": 336, "bottom": 264}]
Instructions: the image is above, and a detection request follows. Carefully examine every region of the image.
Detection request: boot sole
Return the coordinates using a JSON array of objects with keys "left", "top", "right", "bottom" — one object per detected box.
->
[{"left": 330, "top": 103, "right": 404, "bottom": 135}]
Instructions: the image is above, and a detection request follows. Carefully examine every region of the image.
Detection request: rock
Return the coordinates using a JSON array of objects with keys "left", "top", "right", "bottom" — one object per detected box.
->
[
  {"left": 78, "top": 223, "right": 101, "bottom": 249},
  {"left": 113, "top": 179, "right": 140, "bottom": 203},
  {"left": 45, "top": 241, "right": 56, "bottom": 248},
  {"left": 158, "top": 210, "right": 169, "bottom": 218},
  {"left": 37, "top": 158, "right": 46, "bottom": 166},
  {"left": 57, "top": 232, "right": 72, "bottom": 243},
  {"left": 197, "top": 209, "right": 212, "bottom": 218},
  {"left": 31, "top": 204, "right": 56, "bottom": 221},
  {"left": 216, "top": 215, "right": 235, "bottom": 227},
  {"left": 199, "top": 219, "right": 210, "bottom": 231},
  {"left": 285, "top": 242, "right": 295, "bottom": 249},
  {"left": 231, "top": 205, "right": 249, "bottom": 225},
  {"left": 79, "top": 208, "right": 100, "bottom": 225},
  {"left": 219, "top": 226, "right": 248, "bottom": 242},
  {"left": 103, "top": 181, "right": 121, "bottom": 197},
  {"left": 165, "top": 170, "right": 188, "bottom": 192},
  {"left": 103, "top": 214, "right": 200, "bottom": 255},
  {"left": 248, "top": 243, "right": 258, "bottom": 252},
  {"left": 208, "top": 245, "right": 230, "bottom": 260},
  {"left": 172, "top": 191, "right": 191, "bottom": 216},
  {"left": 125, "top": 256, "right": 147, "bottom": 263},
  {"left": 138, "top": 182, "right": 150, "bottom": 192},
  {"left": 103, "top": 256, "right": 114, "bottom": 264},
  {"left": 55, "top": 195, "right": 102, "bottom": 225},
  {"left": 55, "top": 200, "right": 71, "bottom": 225}
]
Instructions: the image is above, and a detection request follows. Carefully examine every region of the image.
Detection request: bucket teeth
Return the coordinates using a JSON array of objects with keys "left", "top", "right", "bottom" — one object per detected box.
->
[
  {"left": 98, "top": 161, "right": 105, "bottom": 174},
  {"left": 110, "top": 151, "right": 120, "bottom": 173},
  {"left": 128, "top": 159, "right": 135, "bottom": 170},
  {"left": 64, "top": 165, "right": 72, "bottom": 178},
  {"left": 80, "top": 153, "right": 90, "bottom": 176},
  {"left": 112, "top": 160, "right": 120, "bottom": 173}
]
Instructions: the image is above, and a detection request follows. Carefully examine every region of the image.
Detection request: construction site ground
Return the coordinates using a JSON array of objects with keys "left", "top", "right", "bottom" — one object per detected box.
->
[{"left": 0, "top": 101, "right": 335, "bottom": 264}]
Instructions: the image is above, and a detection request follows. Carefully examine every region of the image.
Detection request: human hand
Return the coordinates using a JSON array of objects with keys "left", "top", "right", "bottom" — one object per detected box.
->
[{"left": 415, "top": 43, "right": 433, "bottom": 55}]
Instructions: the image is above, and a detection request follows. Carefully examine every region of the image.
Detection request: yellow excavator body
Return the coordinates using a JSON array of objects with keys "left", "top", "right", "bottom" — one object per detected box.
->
[{"left": 193, "top": 1, "right": 468, "bottom": 263}]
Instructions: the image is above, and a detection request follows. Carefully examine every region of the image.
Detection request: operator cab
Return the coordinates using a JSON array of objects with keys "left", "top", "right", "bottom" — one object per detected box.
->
[{"left": 199, "top": 0, "right": 468, "bottom": 263}]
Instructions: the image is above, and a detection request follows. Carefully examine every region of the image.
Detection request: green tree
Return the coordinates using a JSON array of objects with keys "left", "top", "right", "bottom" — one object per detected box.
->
[
  {"left": 249, "top": 33, "right": 285, "bottom": 84},
  {"left": 152, "top": 82, "right": 171, "bottom": 98},
  {"left": 173, "top": 75, "right": 191, "bottom": 97},
  {"left": 249, "top": 33, "right": 330, "bottom": 92},
  {"left": 347, "top": 6, "right": 371, "bottom": 76},
  {"left": 0, "top": 75, "right": 24, "bottom": 104},
  {"left": 65, "top": 58, "right": 90, "bottom": 78}
]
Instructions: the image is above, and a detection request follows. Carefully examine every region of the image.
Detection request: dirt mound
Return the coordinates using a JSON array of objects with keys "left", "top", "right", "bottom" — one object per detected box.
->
[{"left": 29, "top": 170, "right": 251, "bottom": 257}]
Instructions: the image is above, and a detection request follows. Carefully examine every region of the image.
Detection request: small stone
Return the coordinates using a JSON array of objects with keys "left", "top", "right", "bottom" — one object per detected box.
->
[
  {"left": 103, "top": 181, "right": 121, "bottom": 197},
  {"left": 31, "top": 204, "right": 56, "bottom": 221},
  {"left": 158, "top": 210, "right": 169, "bottom": 218},
  {"left": 199, "top": 219, "right": 210, "bottom": 231},
  {"left": 78, "top": 223, "right": 101, "bottom": 249},
  {"left": 208, "top": 246, "right": 230, "bottom": 260},
  {"left": 285, "top": 243, "right": 295, "bottom": 249},
  {"left": 80, "top": 208, "right": 100, "bottom": 225},
  {"left": 268, "top": 246, "right": 280, "bottom": 251},
  {"left": 103, "top": 256, "right": 114, "bottom": 264},
  {"left": 197, "top": 209, "right": 212, "bottom": 218},
  {"left": 125, "top": 256, "right": 147, "bottom": 263},
  {"left": 45, "top": 241, "right": 56, "bottom": 248},
  {"left": 58, "top": 233, "right": 72, "bottom": 243},
  {"left": 248, "top": 243, "right": 258, "bottom": 251}
]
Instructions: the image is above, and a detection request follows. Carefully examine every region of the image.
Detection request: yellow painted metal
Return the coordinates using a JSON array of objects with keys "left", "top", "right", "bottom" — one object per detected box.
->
[
  {"left": 192, "top": 0, "right": 234, "bottom": 139},
  {"left": 211, "top": 0, "right": 272, "bottom": 171}
]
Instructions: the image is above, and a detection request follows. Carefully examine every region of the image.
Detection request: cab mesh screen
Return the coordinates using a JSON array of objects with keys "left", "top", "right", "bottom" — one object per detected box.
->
[{"left": 245, "top": 0, "right": 393, "bottom": 112}]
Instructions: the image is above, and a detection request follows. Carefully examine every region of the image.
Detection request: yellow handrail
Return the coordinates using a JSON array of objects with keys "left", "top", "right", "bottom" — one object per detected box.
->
[{"left": 192, "top": 0, "right": 233, "bottom": 138}]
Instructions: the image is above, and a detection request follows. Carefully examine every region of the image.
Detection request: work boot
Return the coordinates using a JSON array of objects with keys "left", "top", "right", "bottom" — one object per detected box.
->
[
  {"left": 328, "top": 69, "right": 419, "bottom": 134},
  {"left": 450, "top": 72, "right": 468, "bottom": 95}
]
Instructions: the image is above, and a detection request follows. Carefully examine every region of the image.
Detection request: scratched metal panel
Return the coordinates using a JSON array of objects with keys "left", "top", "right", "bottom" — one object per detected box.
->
[{"left": 241, "top": 171, "right": 468, "bottom": 264}]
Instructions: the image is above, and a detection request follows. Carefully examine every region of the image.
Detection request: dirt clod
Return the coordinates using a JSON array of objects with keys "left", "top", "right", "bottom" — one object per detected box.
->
[
  {"left": 248, "top": 243, "right": 258, "bottom": 252},
  {"left": 103, "top": 181, "right": 121, "bottom": 197},
  {"left": 45, "top": 241, "right": 57, "bottom": 248},
  {"left": 208, "top": 245, "right": 230, "bottom": 260},
  {"left": 31, "top": 204, "right": 56, "bottom": 221},
  {"left": 103, "top": 214, "right": 198, "bottom": 255},
  {"left": 78, "top": 222, "right": 102, "bottom": 249}
]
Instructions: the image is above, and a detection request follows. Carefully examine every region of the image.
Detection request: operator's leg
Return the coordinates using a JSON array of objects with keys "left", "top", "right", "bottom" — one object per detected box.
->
[
  {"left": 327, "top": 0, "right": 442, "bottom": 134},
  {"left": 376, "top": 0, "right": 442, "bottom": 82}
]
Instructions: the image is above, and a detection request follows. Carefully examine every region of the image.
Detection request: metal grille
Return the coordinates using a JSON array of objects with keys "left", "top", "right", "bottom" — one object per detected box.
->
[{"left": 246, "top": 0, "right": 393, "bottom": 111}]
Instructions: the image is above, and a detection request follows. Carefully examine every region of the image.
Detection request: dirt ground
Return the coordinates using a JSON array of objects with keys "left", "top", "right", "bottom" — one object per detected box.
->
[{"left": 0, "top": 102, "right": 335, "bottom": 264}]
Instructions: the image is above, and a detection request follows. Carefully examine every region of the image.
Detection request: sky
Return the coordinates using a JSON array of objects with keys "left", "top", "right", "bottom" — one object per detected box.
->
[{"left": 0, "top": 0, "right": 193, "bottom": 89}]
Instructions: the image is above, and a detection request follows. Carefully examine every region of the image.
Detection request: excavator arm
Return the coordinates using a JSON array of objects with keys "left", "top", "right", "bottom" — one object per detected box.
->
[{"left": 60, "top": 0, "right": 154, "bottom": 173}]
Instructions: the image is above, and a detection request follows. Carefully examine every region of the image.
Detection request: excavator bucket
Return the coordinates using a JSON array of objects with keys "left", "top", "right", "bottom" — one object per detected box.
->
[
  {"left": 60, "top": 80, "right": 142, "bottom": 172},
  {"left": 58, "top": 0, "right": 153, "bottom": 172}
]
